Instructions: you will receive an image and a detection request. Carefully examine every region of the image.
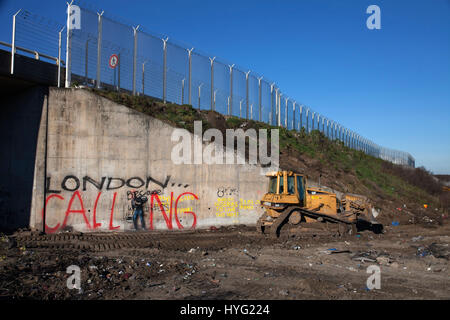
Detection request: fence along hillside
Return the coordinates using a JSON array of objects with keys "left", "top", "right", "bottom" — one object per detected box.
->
[{"left": 8, "top": 2, "right": 415, "bottom": 168}]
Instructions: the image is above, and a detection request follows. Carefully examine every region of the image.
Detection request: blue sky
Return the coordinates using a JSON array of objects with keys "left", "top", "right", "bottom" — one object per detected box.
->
[{"left": 0, "top": 0, "right": 449, "bottom": 174}]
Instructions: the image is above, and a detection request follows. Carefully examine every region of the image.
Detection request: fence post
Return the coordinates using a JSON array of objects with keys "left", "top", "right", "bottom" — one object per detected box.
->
[
  {"left": 11, "top": 9, "right": 22, "bottom": 75},
  {"left": 278, "top": 93, "right": 283, "bottom": 127},
  {"left": 312, "top": 112, "right": 315, "bottom": 131},
  {"left": 270, "top": 83, "right": 275, "bottom": 125},
  {"left": 187, "top": 48, "right": 194, "bottom": 105},
  {"left": 229, "top": 64, "right": 234, "bottom": 116},
  {"left": 274, "top": 88, "right": 278, "bottom": 125},
  {"left": 284, "top": 98, "right": 288, "bottom": 128},
  {"left": 162, "top": 37, "right": 169, "bottom": 103},
  {"left": 57, "top": 26, "right": 65, "bottom": 88},
  {"left": 292, "top": 102, "right": 296, "bottom": 130},
  {"left": 95, "top": 11, "right": 104, "bottom": 89},
  {"left": 209, "top": 57, "right": 216, "bottom": 111},
  {"left": 245, "top": 70, "right": 251, "bottom": 119},
  {"left": 132, "top": 25, "right": 140, "bottom": 96}
]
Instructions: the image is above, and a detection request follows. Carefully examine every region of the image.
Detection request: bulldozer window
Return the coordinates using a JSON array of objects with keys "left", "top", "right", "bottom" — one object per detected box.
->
[
  {"left": 268, "top": 177, "right": 277, "bottom": 194},
  {"left": 287, "top": 176, "right": 295, "bottom": 194},
  {"left": 297, "top": 176, "right": 305, "bottom": 202},
  {"left": 279, "top": 175, "right": 284, "bottom": 194}
]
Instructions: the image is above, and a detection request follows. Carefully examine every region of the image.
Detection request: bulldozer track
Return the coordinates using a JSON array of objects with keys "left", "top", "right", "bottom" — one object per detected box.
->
[{"left": 12, "top": 232, "right": 205, "bottom": 252}]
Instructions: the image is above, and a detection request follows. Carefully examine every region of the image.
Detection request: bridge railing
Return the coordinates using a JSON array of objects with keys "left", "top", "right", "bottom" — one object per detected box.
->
[{"left": 7, "top": 3, "right": 415, "bottom": 168}]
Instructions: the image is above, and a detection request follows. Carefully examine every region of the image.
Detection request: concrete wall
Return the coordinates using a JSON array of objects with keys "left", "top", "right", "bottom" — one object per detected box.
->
[{"left": 29, "top": 88, "right": 268, "bottom": 233}]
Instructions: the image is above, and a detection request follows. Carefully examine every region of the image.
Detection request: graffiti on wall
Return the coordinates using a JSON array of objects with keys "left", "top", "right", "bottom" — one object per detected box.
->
[
  {"left": 217, "top": 186, "right": 239, "bottom": 198},
  {"left": 45, "top": 175, "right": 189, "bottom": 193},
  {"left": 214, "top": 186, "right": 262, "bottom": 222},
  {"left": 42, "top": 175, "right": 198, "bottom": 233}
]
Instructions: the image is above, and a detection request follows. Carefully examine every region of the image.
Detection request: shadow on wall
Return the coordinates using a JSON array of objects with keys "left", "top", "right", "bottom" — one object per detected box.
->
[{"left": 0, "top": 85, "right": 47, "bottom": 233}]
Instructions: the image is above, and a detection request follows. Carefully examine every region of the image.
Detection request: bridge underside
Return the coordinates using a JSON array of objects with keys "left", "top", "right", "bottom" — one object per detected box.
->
[{"left": 0, "top": 49, "right": 58, "bottom": 232}]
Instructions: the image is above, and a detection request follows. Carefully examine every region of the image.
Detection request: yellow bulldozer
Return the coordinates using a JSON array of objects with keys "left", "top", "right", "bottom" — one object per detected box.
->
[{"left": 257, "top": 171, "right": 382, "bottom": 237}]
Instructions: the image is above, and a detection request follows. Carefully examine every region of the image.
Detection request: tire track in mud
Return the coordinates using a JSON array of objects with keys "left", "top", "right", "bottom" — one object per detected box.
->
[{"left": 11, "top": 226, "right": 357, "bottom": 253}]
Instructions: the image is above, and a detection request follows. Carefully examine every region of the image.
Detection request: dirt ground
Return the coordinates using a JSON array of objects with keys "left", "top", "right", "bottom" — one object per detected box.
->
[{"left": 0, "top": 221, "right": 449, "bottom": 300}]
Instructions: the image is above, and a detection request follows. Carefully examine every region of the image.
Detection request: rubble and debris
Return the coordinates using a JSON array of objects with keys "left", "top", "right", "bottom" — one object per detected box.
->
[{"left": 0, "top": 223, "right": 449, "bottom": 300}]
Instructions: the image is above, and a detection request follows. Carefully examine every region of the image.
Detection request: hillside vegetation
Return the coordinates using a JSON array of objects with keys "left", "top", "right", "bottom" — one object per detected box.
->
[{"left": 91, "top": 88, "right": 449, "bottom": 226}]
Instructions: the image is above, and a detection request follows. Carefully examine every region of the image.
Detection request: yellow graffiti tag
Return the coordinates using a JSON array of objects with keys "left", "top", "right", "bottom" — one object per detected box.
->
[{"left": 214, "top": 198, "right": 261, "bottom": 218}]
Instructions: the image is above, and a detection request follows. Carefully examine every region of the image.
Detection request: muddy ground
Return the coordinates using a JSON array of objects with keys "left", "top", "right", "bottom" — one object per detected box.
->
[{"left": 0, "top": 221, "right": 449, "bottom": 300}]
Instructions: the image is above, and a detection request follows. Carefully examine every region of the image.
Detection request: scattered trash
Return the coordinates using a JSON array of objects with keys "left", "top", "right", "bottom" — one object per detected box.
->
[
  {"left": 412, "top": 236, "right": 424, "bottom": 242},
  {"left": 146, "top": 262, "right": 152, "bottom": 267},
  {"left": 391, "top": 221, "right": 400, "bottom": 226},
  {"left": 330, "top": 250, "right": 351, "bottom": 255},
  {"left": 423, "top": 204, "right": 428, "bottom": 209},
  {"left": 278, "top": 289, "right": 289, "bottom": 296},
  {"left": 351, "top": 251, "right": 377, "bottom": 263},
  {"left": 376, "top": 256, "right": 391, "bottom": 265},
  {"left": 292, "top": 246, "right": 301, "bottom": 250},
  {"left": 148, "top": 282, "right": 165, "bottom": 288},
  {"left": 243, "top": 249, "right": 256, "bottom": 260},
  {"left": 188, "top": 248, "right": 197, "bottom": 253}
]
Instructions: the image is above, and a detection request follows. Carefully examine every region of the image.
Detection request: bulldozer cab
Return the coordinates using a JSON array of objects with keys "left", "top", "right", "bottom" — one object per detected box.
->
[{"left": 265, "top": 171, "right": 306, "bottom": 207}]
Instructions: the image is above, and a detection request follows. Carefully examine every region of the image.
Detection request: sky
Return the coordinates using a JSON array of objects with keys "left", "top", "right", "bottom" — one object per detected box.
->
[{"left": 0, "top": 0, "right": 449, "bottom": 174}]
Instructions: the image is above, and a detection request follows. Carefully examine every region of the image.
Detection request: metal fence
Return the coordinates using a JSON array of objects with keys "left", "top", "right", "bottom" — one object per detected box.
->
[{"left": 8, "top": 2, "right": 415, "bottom": 168}]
